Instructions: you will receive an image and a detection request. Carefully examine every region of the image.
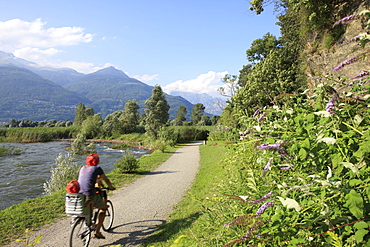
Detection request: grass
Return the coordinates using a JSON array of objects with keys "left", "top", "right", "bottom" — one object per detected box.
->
[
  {"left": 141, "top": 141, "right": 231, "bottom": 246},
  {"left": 0, "top": 144, "right": 179, "bottom": 246}
]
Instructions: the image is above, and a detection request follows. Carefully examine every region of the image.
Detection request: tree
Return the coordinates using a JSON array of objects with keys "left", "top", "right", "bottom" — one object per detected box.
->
[
  {"left": 191, "top": 103, "right": 205, "bottom": 125},
  {"left": 172, "top": 106, "right": 187, "bottom": 126},
  {"left": 246, "top": 32, "right": 280, "bottom": 64},
  {"left": 74, "top": 103, "right": 94, "bottom": 126},
  {"left": 144, "top": 85, "right": 170, "bottom": 138},
  {"left": 199, "top": 115, "right": 211, "bottom": 126},
  {"left": 120, "top": 100, "right": 140, "bottom": 133},
  {"left": 218, "top": 74, "right": 240, "bottom": 99},
  {"left": 102, "top": 110, "right": 123, "bottom": 137},
  {"left": 81, "top": 114, "right": 103, "bottom": 139}
]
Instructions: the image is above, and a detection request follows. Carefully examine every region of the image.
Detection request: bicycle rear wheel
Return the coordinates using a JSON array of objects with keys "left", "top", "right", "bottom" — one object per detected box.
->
[
  {"left": 69, "top": 217, "right": 91, "bottom": 247},
  {"left": 102, "top": 200, "right": 114, "bottom": 231}
]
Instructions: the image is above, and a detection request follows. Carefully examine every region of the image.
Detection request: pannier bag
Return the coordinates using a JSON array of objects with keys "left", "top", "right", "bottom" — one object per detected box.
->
[{"left": 65, "top": 193, "right": 89, "bottom": 216}]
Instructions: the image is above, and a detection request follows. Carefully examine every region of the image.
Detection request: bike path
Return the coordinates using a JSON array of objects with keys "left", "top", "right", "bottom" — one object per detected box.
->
[{"left": 8, "top": 142, "right": 201, "bottom": 247}]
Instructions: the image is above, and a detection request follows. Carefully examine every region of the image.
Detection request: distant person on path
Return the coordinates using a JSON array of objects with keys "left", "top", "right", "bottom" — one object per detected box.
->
[{"left": 78, "top": 153, "right": 115, "bottom": 239}]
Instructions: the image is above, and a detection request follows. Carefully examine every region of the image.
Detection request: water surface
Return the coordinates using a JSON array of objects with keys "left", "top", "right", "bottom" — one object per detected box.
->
[{"left": 0, "top": 141, "right": 152, "bottom": 210}]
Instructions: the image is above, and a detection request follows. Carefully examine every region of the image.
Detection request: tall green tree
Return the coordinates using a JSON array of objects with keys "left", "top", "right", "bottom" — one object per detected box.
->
[
  {"left": 81, "top": 114, "right": 103, "bottom": 139},
  {"left": 144, "top": 85, "right": 170, "bottom": 138},
  {"left": 172, "top": 106, "right": 187, "bottom": 126},
  {"left": 191, "top": 103, "right": 205, "bottom": 125},
  {"left": 120, "top": 99, "right": 140, "bottom": 133},
  {"left": 102, "top": 110, "right": 123, "bottom": 137},
  {"left": 246, "top": 32, "right": 280, "bottom": 64},
  {"left": 73, "top": 103, "right": 94, "bottom": 126}
]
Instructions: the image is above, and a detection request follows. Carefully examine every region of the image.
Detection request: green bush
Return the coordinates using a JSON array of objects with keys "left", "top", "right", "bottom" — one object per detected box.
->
[
  {"left": 114, "top": 151, "right": 140, "bottom": 173},
  {"left": 0, "top": 145, "right": 21, "bottom": 156},
  {"left": 43, "top": 153, "right": 81, "bottom": 195}
]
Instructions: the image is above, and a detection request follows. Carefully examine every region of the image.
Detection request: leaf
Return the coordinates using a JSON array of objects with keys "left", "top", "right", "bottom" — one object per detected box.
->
[
  {"left": 344, "top": 190, "right": 364, "bottom": 219},
  {"left": 340, "top": 162, "right": 359, "bottom": 174},
  {"left": 277, "top": 196, "right": 301, "bottom": 212},
  {"left": 354, "top": 221, "right": 368, "bottom": 230},
  {"left": 298, "top": 148, "right": 307, "bottom": 160},
  {"left": 326, "top": 166, "right": 332, "bottom": 180},
  {"left": 317, "top": 137, "right": 337, "bottom": 144},
  {"left": 349, "top": 179, "right": 363, "bottom": 186},
  {"left": 355, "top": 229, "right": 369, "bottom": 243},
  {"left": 353, "top": 115, "right": 363, "bottom": 127}
]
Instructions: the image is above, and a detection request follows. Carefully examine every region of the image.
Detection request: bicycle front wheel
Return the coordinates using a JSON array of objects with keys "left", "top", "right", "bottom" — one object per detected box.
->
[
  {"left": 102, "top": 200, "right": 114, "bottom": 231},
  {"left": 69, "top": 217, "right": 91, "bottom": 247}
]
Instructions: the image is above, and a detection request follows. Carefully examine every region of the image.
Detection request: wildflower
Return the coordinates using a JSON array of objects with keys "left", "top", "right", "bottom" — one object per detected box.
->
[
  {"left": 352, "top": 71, "right": 370, "bottom": 79},
  {"left": 257, "top": 112, "right": 266, "bottom": 121},
  {"left": 334, "top": 55, "right": 360, "bottom": 71},
  {"left": 326, "top": 96, "right": 337, "bottom": 113},
  {"left": 263, "top": 159, "right": 272, "bottom": 171},
  {"left": 333, "top": 14, "right": 357, "bottom": 26},
  {"left": 303, "top": 181, "right": 316, "bottom": 187},
  {"left": 252, "top": 108, "right": 261, "bottom": 118},
  {"left": 258, "top": 143, "right": 282, "bottom": 151},
  {"left": 256, "top": 201, "right": 274, "bottom": 216},
  {"left": 280, "top": 166, "right": 293, "bottom": 170},
  {"left": 251, "top": 191, "right": 273, "bottom": 205}
]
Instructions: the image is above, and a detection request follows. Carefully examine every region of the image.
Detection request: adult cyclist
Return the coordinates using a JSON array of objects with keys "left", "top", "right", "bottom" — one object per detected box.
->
[{"left": 78, "top": 153, "right": 115, "bottom": 239}]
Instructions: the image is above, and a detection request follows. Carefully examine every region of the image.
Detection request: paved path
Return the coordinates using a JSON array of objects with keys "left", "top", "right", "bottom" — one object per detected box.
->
[{"left": 8, "top": 142, "right": 201, "bottom": 247}]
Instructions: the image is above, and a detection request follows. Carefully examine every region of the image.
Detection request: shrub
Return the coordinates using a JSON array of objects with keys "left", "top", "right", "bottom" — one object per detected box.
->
[
  {"left": 0, "top": 145, "right": 21, "bottom": 156},
  {"left": 43, "top": 153, "right": 81, "bottom": 195},
  {"left": 114, "top": 151, "right": 139, "bottom": 173}
]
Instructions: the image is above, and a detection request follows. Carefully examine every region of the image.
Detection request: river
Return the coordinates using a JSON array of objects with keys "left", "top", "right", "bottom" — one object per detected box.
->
[{"left": 0, "top": 141, "right": 152, "bottom": 210}]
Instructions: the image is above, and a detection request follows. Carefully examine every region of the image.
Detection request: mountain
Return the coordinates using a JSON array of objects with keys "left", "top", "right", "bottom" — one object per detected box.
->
[
  {"left": 169, "top": 91, "right": 226, "bottom": 116},
  {"left": 0, "top": 52, "right": 196, "bottom": 122},
  {"left": 64, "top": 67, "right": 194, "bottom": 119},
  {"left": 0, "top": 65, "right": 91, "bottom": 122},
  {"left": 0, "top": 51, "right": 84, "bottom": 86}
]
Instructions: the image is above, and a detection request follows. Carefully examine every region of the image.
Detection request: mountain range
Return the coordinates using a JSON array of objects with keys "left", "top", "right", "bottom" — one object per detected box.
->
[{"left": 0, "top": 51, "right": 224, "bottom": 123}]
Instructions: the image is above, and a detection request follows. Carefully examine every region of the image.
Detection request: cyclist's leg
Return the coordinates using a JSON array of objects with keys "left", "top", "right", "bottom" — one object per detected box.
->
[{"left": 90, "top": 193, "right": 107, "bottom": 238}]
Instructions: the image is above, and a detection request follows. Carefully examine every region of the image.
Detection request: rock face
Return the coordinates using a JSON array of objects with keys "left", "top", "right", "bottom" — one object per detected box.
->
[{"left": 305, "top": 2, "right": 370, "bottom": 89}]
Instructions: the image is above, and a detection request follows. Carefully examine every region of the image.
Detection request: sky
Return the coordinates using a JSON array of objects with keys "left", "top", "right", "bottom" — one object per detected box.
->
[{"left": 0, "top": 0, "right": 281, "bottom": 98}]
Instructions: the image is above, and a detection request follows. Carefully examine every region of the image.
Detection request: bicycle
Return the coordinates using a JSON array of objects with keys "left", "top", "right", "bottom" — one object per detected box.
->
[{"left": 66, "top": 188, "right": 114, "bottom": 247}]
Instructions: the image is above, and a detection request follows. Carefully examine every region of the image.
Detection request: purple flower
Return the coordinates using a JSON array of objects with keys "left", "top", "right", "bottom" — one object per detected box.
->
[
  {"left": 251, "top": 191, "right": 273, "bottom": 205},
  {"left": 333, "top": 14, "right": 357, "bottom": 26},
  {"left": 263, "top": 159, "right": 272, "bottom": 171},
  {"left": 352, "top": 71, "right": 370, "bottom": 79},
  {"left": 258, "top": 143, "right": 283, "bottom": 151},
  {"left": 257, "top": 112, "right": 266, "bottom": 122},
  {"left": 334, "top": 55, "right": 359, "bottom": 71},
  {"left": 303, "top": 181, "right": 316, "bottom": 187},
  {"left": 252, "top": 108, "right": 261, "bottom": 118},
  {"left": 326, "top": 96, "right": 337, "bottom": 113},
  {"left": 256, "top": 201, "right": 274, "bottom": 216},
  {"left": 280, "top": 166, "right": 293, "bottom": 170}
]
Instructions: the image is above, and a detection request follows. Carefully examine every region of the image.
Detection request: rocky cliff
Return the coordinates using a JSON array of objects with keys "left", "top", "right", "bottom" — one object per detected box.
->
[{"left": 305, "top": 1, "right": 370, "bottom": 89}]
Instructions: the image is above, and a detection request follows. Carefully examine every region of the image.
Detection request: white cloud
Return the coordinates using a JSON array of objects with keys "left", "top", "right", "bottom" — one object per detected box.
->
[
  {"left": 132, "top": 74, "right": 159, "bottom": 83},
  {"left": 0, "top": 18, "right": 93, "bottom": 51},
  {"left": 163, "top": 71, "right": 228, "bottom": 98},
  {"left": 0, "top": 18, "right": 95, "bottom": 73}
]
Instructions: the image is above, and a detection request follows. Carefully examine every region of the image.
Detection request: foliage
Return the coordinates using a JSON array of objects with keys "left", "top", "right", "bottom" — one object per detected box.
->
[
  {"left": 190, "top": 103, "right": 205, "bottom": 125},
  {"left": 172, "top": 106, "right": 187, "bottom": 126},
  {"left": 246, "top": 32, "right": 280, "bottom": 64},
  {"left": 0, "top": 126, "right": 79, "bottom": 142},
  {"left": 114, "top": 151, "right": 140, "bottom": 173},
  {"left": 0, "top": 145, "right": 20, "bottom": 156},
  {"left": 80, "top": 113, "right": 103, "bottom": 139},
  {"left": 73, "top": 103, "right": 94, "bottom": 126},
  {"left": 144, "top": 85, "right": 170, "bottom": 139},
  {"left": 71, "top": 133, "right": 96, "bottom": 155},
  {"left": 166, "top": 126, "right": 211, "bottom": 142},
  {"left": 43, "top": 153, "right": 81, "bottom": 195},
  {"left": 208, "top": 125, "right": 239, "bottom": 141},
  {"left": 120, "top": 99, "right": 140, "bottom": 133}
]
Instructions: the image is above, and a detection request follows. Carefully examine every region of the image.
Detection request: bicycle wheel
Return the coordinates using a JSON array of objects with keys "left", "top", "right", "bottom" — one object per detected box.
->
[
  {"left": 69, "top": 217, "right": 91, "bottom": 247},
  {"left": 102, "top": 200, "right": 114, "bottom": 231}
]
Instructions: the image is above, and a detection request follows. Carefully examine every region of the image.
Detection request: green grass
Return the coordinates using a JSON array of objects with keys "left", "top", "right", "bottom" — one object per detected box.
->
[
  {"left": 141, "top": 141, "right": 231, "bottom": 246},
  {"left": 0, "top": 144, "right": 179, "bottom": 246}
]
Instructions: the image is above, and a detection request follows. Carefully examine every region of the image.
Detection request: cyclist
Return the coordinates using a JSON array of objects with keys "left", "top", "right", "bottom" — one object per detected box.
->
[{"left": 78, "top": 153, "right": 115, "bottom": 239}]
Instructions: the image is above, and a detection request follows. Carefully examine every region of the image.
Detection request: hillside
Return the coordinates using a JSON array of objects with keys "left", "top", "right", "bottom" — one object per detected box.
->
[
  {"left": 0, "top": 66, "right": 91, "bottom": 122},
  {"left": 63, "top": 66, "right": 194, "bottom": 119}
]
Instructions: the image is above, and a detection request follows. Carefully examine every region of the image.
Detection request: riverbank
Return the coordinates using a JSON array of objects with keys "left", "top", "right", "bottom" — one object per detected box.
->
[{"left": 0, "top": 144, "right": 180, "bottom": 246}]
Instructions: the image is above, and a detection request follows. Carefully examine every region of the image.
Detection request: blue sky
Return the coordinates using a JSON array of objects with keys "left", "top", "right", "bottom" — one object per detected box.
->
[{"left": 0, "top": 0, "right": 280, "bottom": 98}]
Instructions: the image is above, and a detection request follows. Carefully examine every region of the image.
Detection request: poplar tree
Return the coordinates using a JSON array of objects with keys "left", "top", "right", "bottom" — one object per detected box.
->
[
  {"left": 144, "top": 86, "right": 170, "bottom": 138},
  {"left": 120, "top": 99, "right": 140, "bottom": 133},
  {"left": 190, "top": 103, "right": 205, "bottom": 125}
]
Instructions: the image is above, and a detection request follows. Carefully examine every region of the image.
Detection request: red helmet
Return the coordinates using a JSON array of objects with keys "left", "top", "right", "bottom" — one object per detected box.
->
[
  {"left": 86, "top": 153, "right": 100, "bottom": 166},
  {"left": 66, "top": 180, "right": 80, "bottom": 193}
]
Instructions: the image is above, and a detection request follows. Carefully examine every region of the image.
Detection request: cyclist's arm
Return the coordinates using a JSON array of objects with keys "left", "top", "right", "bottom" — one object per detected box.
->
[{"left": 100, "top": 174, "right": 115, "bottom": 190}]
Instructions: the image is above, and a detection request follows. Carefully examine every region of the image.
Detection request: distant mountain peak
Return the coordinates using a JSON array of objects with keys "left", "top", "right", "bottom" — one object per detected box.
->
[{"left": 91, "top": 66, "right": 130, "bottom": 78}]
